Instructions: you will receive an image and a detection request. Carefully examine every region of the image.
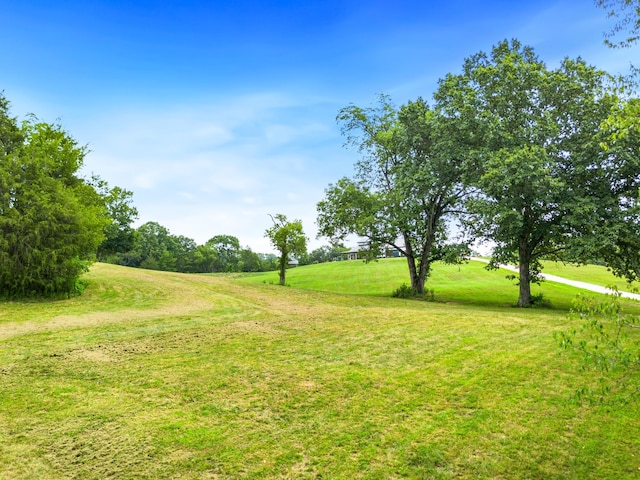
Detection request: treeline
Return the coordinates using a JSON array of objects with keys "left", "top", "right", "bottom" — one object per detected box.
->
[
  {"left": 101, "top": 223, "right": 276, "bottom": 273},
  {"left": 3, "top": 38, "right": 638, "bottom": 303},
  {"left": 99, "top": 221, "right": 347, "bottom": 274}
]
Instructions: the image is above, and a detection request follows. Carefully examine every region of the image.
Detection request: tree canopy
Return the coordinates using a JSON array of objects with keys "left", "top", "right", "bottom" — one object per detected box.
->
[
  {"left": 317, "top": 96, "right": 470, "bottom": 294},
  {"left": 205, "top": 235, "right": 241, "bottom": 272},
  {"left": 596, "top": 0, "right": 640, "bottom": 49},
  {"left": 434, "top": 39, "right": 640, "bottom": 306},
  {"left": 94, "top": 179, "right": 138, "bottom": 262}
]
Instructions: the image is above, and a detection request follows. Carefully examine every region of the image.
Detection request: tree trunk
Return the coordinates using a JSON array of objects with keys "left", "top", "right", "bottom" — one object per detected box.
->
[
  {"left": 410, "top": 257, "right": 432, "bottom": 295},
  {"left": 279, "top": 252, "right": 287, "bottom": 285},
  {"left": 412, "top": 265, "right": 424, "bottom": 294},
  {"left": 415, "top": 231, "right": 436, "bottom": 295},
  {"left": 404, "top": 235, "right": 424, "bottom": 294},
  {"left": 405, "top": 254, "right": 421, "bottom": 293},
  {"left": 415, "top": 262, "right": 429, "bottom": 295},
  {"left": 517, "top": 238, "right": 532, "bottom": 307}
]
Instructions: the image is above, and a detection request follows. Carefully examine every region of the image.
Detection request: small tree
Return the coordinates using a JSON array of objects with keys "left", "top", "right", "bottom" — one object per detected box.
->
[{"left": 264, "top": 214, "right": 307, "bottom": 285}]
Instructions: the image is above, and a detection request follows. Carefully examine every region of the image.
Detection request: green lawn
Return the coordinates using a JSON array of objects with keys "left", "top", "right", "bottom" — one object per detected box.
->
[
  {"left": 540, "top": 261, "right": 640, "bottom": 292},
  {"left": 240, "top": 258, "right": 640, "bottom": 311},
  {"left": 1, "top": 262, "right": 639, "bottom": 479}
]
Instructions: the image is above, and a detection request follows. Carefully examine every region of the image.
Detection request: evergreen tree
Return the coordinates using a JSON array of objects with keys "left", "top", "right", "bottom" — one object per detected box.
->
[{"left": 0, "top": 97, "right": 108, "bottom": 297}]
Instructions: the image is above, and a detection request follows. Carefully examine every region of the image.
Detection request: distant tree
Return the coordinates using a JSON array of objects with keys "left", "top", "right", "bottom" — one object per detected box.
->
[
  {"left": 113, "top": 226, "right": 270, "bottom": 274},
  {"left": 303, "top": 244, "right": 347, "bottom": 265},
  {"left": 205, "top": 235, "right": 241, "bottom": 272},
  {"left": 317, "top": 96, "right": 471, "bottom": 295},
  {"left": 93, "top": 179, "right": 138, "bottom": 261},
  {"left": 172, "top": 235, "right": 197, "bottom": 272},
  {"left": 296, "top": 251, "right": 311, "bottom": 266},
  {"left": 435, "top": 39, "right": 640, "bottom": 306},
  {"left": 259, "top": 253, "right": 279, "bottom": 271},
  {"left": 129, "top": 221, "right": 176, "bottom": 270},
  {"left": 264, "top": 214, "right": 307, "bottom": 285},
  {"left": 179, "top": 244, "right": 217, "bottom": 273},
  {"left": 239, "top": 247, "right": 262, "bottom": 272},
  {"left": 0, "top": 98, "right": 108, "bottom": 297}
]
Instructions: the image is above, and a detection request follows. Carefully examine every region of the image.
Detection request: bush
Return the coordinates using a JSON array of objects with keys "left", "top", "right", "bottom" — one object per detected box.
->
[
  {"left": 392, "top": 283, "right": 435, "bottom": 301},
  {"left": 530, "top": 293, "right": 551, "bottom": 308}
]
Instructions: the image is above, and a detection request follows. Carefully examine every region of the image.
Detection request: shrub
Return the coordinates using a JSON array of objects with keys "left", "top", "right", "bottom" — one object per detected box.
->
[
  {"left": 557, "top": 289, "right": 640, "bottom": 404},
  {"left": 392, "top": 283, "right": 435, "bottom": 301}
]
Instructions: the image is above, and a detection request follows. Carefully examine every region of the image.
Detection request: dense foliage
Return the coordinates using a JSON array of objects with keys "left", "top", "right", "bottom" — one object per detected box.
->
[
  {"left": 94, "top": 179, "right": 139, "bottom": 261},
  {"left": 0, "top": 96, "right": 108, "bottom": 297},
  {"left": 298, "top": 244, "right": 348, "bottom": 265},
  {"left": 105, "top": 221, "right": 280, "bottom": 274},
  {"left": 319, "top": 40, "right": 640, "bottom": 306}
]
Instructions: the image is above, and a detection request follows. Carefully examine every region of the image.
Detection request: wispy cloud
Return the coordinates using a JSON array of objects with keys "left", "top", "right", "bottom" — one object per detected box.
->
[{"left": 78, "top": 91, "right": 349, "bottom": 250}]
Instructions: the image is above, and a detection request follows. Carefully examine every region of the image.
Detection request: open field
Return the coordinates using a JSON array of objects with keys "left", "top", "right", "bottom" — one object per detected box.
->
[{"left": 1, "top": 262, "right": 639, "bottom": 479}]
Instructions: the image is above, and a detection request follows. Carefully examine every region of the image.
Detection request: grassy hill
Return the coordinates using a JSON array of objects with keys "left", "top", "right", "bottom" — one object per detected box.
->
[
  {"left": 0, "top": 262, "right": 638, "bottom": 479},
  {"left": 240, "top": 257, "right": 640, "bottom": 310},
  {"left": 540, "top": 260, "right": 640, "bottom": 291}
]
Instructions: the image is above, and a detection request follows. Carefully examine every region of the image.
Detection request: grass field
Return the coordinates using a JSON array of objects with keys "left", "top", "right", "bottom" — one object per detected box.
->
[
  {"left": 1, "top": 261, "right": 639, "bottom": 479},
  {"left": 540, "top": 261, "right": 640, "bottom": 292},
  {"left": 241, "top": 257, "right": 640, "bottom": 310}
]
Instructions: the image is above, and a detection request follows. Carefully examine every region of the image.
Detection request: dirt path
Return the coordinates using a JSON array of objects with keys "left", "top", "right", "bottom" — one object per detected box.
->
[{"left": 470, "top": 258, "right": 640, "bottom": 301}]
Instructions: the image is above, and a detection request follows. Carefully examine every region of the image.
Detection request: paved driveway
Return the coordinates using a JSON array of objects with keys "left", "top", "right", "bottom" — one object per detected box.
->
[{"left": 470, "top": 258, "right": 640, "bottom": 301}]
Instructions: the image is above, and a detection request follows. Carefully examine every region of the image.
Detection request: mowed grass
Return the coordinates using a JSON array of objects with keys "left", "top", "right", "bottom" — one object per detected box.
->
[
  {"left": 1, "top": 262, "right": 639, "bottom": 479},
  {"left": 540, "top": 261, "right": 640, "bottom": 292},
  {"left": 241, "top": 258, "right": 640, "bottom": 311}
]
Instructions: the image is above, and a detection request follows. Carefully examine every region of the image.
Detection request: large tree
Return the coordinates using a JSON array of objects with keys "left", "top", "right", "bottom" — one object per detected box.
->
[
  {"left": 264, "top": 214, "right": 307, "bottom": 285},
  {"left": 317, "top": 96, "right": 470, "bottom": 294},
  {"left": 435, "top": 39, "right": 640, "bottom": 306},
  {"left": 0, "top": 101, "right": 108, "bottom": 297},
  {"left": 596, "top": 0, "right": 640, "bottom": 282}
]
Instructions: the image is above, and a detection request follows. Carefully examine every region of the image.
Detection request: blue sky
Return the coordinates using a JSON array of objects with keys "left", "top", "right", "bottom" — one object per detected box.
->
[{"left": 1, "top": 0, "right": 637, "bottom": 253}]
